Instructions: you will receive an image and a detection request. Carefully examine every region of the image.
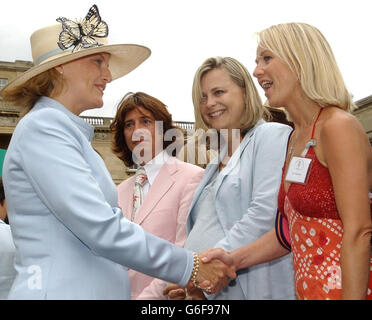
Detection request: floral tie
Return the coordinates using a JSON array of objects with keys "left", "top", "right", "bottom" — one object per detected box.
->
[{"left": 132, "top": 167, "right": 147, "bottom": 221}]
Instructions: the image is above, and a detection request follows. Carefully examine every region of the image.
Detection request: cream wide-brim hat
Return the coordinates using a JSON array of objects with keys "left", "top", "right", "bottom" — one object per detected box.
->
[{"left": 2, "top": 23, "right": 151, "bottom": 93}]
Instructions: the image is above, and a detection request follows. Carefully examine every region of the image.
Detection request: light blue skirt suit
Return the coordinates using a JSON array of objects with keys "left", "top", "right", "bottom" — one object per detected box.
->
[
  {"left": 186, "top": 120, "right": 296, "bottom": 300},
  {"left": 3, "top": 97, "right": 193, "bottom": 299}
]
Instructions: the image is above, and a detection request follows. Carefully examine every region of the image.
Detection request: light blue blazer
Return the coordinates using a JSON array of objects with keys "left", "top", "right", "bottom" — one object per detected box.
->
[
  {"left": 3, "top": 97, "right": 193, "bottom": 300},
  {"left": 0, "top": 220, "right": 16, "bottom": 299},
  {"left": 187, "top": 120, "right": 296, "bottom": 300}
]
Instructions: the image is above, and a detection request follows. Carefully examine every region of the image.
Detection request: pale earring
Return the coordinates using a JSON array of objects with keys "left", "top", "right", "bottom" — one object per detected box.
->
[{"left": 57, "top": 66, "right": 64, "bottom": 77}]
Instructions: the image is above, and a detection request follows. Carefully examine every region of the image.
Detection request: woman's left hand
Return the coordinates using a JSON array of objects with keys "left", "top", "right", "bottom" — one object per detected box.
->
[
  {"left": 163, "top": 283, "right": 187, "bottom": 300},
  {"left": 163, "top": 283, "right": 206, "bottom": 300}
]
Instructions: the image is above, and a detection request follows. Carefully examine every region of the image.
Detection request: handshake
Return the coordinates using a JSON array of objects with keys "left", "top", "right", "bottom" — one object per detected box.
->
[{"left": 163, "top": 248, "right": 236, "bottom": 300}]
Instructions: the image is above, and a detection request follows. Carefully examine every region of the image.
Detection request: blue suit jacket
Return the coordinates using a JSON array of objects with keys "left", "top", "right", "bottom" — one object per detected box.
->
[
  {"left": 0, "top": 220, "right": 16, "bottom": 299},
  {"left": 3, "top": 97, "right": 193, "bottom": 299},
  {"left": 187, "top": 120, "right": 296, "bottom": 300}
]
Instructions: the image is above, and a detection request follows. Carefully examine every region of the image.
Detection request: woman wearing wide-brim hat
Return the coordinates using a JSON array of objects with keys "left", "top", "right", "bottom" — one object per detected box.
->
[{"left": 0, "top": 5, "right": 235, "bottom": 299}]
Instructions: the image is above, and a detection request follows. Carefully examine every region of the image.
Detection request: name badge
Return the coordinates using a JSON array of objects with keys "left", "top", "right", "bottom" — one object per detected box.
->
[{"left": 285, "top": 156, "right": 312, "bottom": 184}]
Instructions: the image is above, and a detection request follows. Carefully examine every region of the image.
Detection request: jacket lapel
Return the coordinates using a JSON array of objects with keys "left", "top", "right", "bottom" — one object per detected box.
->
[
  {"left": 214, "top": 120, "right": 263, "bottom": 193},
  {"left": 121, "top": 177, "right": 135, "bottom": 221},
  {"left": 213, "top": 121, "right": 263, "bottom": 230},
  {"left": 134, "top": 159, "right": 176, "bottom": 225}
]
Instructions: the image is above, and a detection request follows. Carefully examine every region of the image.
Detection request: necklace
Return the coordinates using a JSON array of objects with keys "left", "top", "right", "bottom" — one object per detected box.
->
[
  {"left": 287, "top": 109, "right": 319, "bottom": 159},
  {"left": 288, "top": 133, "right": 297, "bottom": 159}
]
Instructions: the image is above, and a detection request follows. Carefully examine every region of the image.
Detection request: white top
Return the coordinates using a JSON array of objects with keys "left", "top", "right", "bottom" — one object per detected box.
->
[
  {"left": 0, "top": 220, "right": 16, "bottom": 299},
  {"left": 184, "top": 170, "right": 224, "bottom": 253},
  {"left": 142, "top": 150, "right": 170, "bottom": 197}
]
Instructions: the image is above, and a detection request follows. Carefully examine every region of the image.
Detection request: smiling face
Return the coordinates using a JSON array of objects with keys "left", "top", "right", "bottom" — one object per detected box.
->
[
  {"left": 199, "top": 68, "right": 246, "bottom": 131},
  {"left": 53, "top": 53, "right": 112, "bottom": 115},
  {"left": 253, "top": 46, "right": 301, "bottom": 108}
]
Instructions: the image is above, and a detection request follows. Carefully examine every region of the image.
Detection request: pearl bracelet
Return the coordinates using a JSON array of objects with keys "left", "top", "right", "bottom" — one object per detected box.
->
[{"left": 191, "top": 252, "right": 200, "bottom": 288}]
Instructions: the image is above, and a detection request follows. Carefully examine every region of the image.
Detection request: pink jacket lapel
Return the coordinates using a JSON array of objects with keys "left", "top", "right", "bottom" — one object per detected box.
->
[
  {"left": 117, "top": 176, "right": 135, "bottom": 220},
  {"left": 134, "top": 160, "right": 177, "bottom": 225}
]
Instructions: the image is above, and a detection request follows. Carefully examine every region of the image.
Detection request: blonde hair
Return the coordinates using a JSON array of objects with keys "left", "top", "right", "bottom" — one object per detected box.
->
[
  {"left": 257, "top": 23, "right": 355, "bottom": 111},
  {"left": 1, "top": 69, "right": 62, "bottom": 115},
  {"left": 192, "top": 56, "right": 267, "bottom": 134}
]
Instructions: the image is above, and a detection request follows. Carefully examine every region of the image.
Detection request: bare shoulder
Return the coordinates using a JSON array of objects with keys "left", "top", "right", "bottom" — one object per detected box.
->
[
  {"left": 320, "top": 107, "right": 367, "bottom": 142},
  {"left": 318, "top": 107, "right": 371, "bottom": 163}
]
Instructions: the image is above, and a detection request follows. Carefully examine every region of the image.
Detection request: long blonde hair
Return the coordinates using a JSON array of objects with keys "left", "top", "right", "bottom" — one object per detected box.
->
[{"left": 258, "top": 23, "right": 354, "bottom": 111}]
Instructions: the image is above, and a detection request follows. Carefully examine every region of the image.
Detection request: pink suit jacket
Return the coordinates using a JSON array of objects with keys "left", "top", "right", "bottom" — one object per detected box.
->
[{"left": 117, "top": 157, "right": 204, "bottom": 299}]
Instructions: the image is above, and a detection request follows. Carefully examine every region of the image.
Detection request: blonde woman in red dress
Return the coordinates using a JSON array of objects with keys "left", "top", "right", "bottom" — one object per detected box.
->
[{"left": 202, "top": 22, "right": 372, "bottom": 300}]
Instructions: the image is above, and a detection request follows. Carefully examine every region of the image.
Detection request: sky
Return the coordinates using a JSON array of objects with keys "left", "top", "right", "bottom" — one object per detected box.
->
[{"left": 0, "top": 0, "right": 371, "bottom": 122}]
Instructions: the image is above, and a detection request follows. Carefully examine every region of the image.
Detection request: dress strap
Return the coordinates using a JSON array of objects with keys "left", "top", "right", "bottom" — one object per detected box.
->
[
  {"left": 310, "top": 108, "right": 323, "bottom": 139},
  {"left": 300, "top": 108, "right": 323, "bottom": 157}
]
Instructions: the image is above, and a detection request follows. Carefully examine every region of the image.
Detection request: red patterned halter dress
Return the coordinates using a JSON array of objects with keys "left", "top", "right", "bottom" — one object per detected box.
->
[{"left": 276, "top": 109, "right": 372, "bottom": 300}]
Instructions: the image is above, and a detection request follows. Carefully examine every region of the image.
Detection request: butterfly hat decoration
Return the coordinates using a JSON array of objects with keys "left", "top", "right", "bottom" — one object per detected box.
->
[
  {"left": 57, "top": 5, "right": 109, "bottom": 52},
  {"left": 1, "top": 4, "right": 151, "bottom": 94}
]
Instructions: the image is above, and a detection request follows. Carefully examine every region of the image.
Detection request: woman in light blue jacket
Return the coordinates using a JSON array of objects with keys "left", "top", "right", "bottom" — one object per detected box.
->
[
  {"left": 0, "top": 6, "right": 234, "bottom": 300},
  {"left": 0, "top": 178, "right": 16, "bottom": 299},
  {"left": 165, "top": 57, "right": 295, "bottom": 300}
]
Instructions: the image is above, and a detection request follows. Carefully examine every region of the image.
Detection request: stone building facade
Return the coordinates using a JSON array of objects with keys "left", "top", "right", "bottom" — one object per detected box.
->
[
  {"left": 0, "top": 60, "right": 195, "bottom": 184},
  {"left": 1, "top": 60, "right": 372, "bottom": 183},
  {"left": 354, "top": 95, "right": 372, "bottom": 142}
]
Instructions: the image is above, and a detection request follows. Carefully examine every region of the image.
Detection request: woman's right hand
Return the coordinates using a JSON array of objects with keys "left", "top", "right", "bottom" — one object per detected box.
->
[
  {"left": 193, "top": 250, "right": 236, "bottom": 294},
  {"left": 199, "top": 248, "right": 234, "bottom": 265},
  {"left": 165, "top": 249, "right": 236, "bottom": 298}
]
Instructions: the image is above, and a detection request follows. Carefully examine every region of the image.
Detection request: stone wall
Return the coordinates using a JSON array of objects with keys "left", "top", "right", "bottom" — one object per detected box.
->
[{"left": 354, "top": 95, "right": 372, "bottom": 142}]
